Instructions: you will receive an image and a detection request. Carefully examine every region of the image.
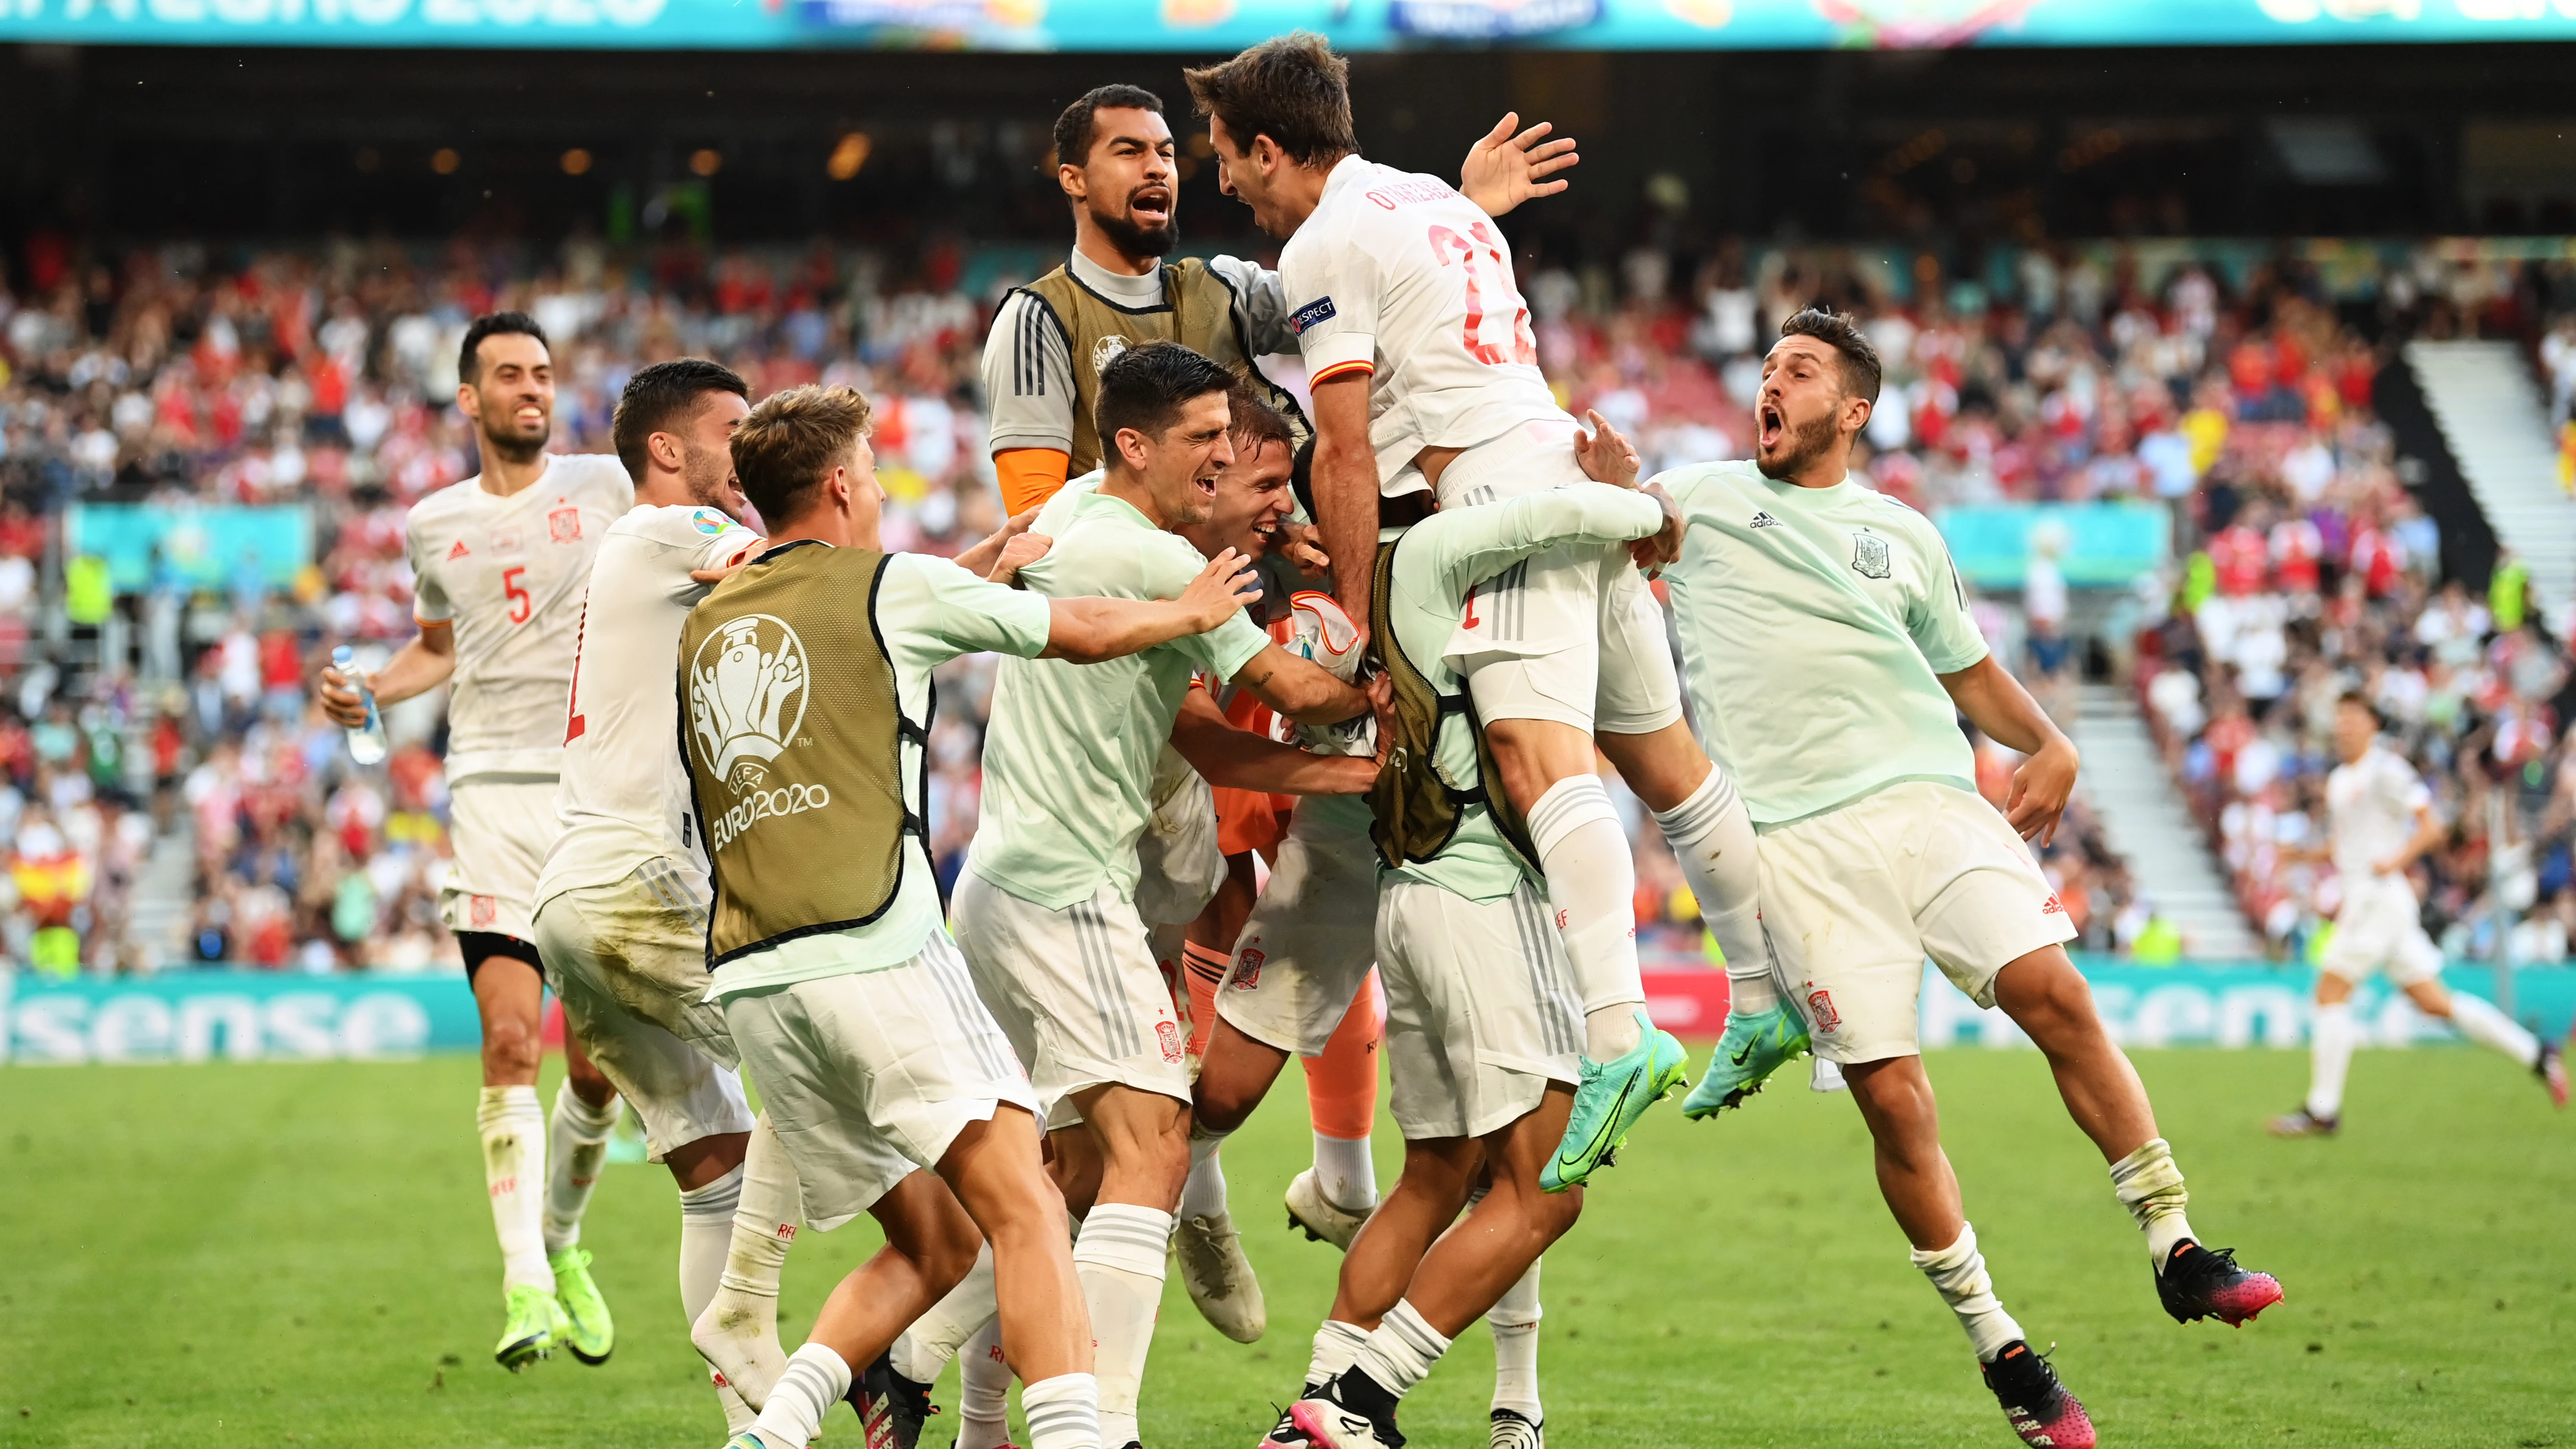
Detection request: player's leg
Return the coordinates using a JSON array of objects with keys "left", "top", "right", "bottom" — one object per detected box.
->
[
  {"left": 1066, "top": 1081, "right": 1189, "bottom": 1448},
  {"left": 1300, "top": 970, "right": 1383, "bottom": 1229},
  {"left": 2274, "top": 962, "right": 2360, "bottom": 1137},
  {"left": 942, "top": 1108, "right": 1099, "bottom": 1449},
  {"left": 696, "top": 1115, "right": 803, "bottom": 1410},
  {"left": 2393, "top": 931, "right": 2566, "bottom": 1105},
  {"left": 955, "top": 1318, "right": 1017, "bottom": 1449},
  {"left": 1172, "top": 851, "right": 1263, "bottom": 1343},
  {"left": 1484, "top": 1255, "right": 1544, "bottom": 1449},
  {"left": 464, "top": 944, "right": 568, "bottom": 1370}
]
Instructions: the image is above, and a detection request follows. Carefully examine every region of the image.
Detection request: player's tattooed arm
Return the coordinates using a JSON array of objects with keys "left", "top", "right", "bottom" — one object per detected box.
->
[
  {"left": 316, "top": 621, "right": 455, "bottom": 727},
  {"left": 1229, "top": 642, "right": 1369, "bottom": 726},
  {"left": 1169, "top": 689, "right": 1378, "bottom": 796},
  {"left": 1038, "top": 549, "right": 1262, "bottom": 663},
  {"left": 952, "top": 504, "right": 1047, "bottom": 582},
  {"left": 1937, "top": 654, "right": 2079, "bottom": 845},
  {"left": 1458, "top": 111, "right": 1580, "bottom": 217}
]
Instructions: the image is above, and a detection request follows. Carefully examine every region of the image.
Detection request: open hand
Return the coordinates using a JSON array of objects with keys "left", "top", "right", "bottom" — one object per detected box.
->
[
  {"left": 1179, "top": 548, "right": 1264, "bottom": 631},
  {"left": 1573, "top": 408, "right": 1640, "bottom": 489},
  {"left": 1277, "top": 521, "right": 1331, "bottom": 578},
  {"left": 1459, "top": 112, "right": 1580, "bottom": 217}
]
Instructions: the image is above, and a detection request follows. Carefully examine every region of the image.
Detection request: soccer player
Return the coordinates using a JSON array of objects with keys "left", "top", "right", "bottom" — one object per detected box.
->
[
  {"left": 983, "top": 83, "right": 1575, "bottom": 511},
  {"left": 1185, "top": 36, "right": 1771, "bottom": 1191},
  {"left": 952, "top": 342, "right": 1376, "bottom": 1449},
  {"left": 2269, "top": 693, "right": 2567, "bottom": 1136},
  {"left": 315, "top": 311, "right": 629, "bottom": 1371},
  {"left": 1279, "top": 473, "right": 1677, "bottom": 1449},
  {"left": 1652, "top": 309, "right": 2283, "bottom": 1448},
  {"left": 684, "top": 381, "right": 1268, "bottom": 1449}
]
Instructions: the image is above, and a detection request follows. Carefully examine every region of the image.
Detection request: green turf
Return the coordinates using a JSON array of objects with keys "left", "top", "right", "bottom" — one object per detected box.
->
[{"left": 2, "top": 1046, "right": 2570, "bottom": 1448}]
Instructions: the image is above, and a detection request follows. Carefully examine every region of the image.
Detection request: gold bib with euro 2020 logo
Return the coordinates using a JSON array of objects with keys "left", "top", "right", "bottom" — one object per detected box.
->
[{"left": 676, "top": 540, "right": 928, "bottom": 967}]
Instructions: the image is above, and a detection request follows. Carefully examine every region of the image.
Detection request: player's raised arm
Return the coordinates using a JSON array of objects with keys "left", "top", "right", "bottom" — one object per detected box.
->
[
  {"left": 1458, "top": 111, "right": 1580, "bottom": 217},
  {"left": 1039, "top": 548, "right": 1263, "bottom": 662},
  {"left": 1309, "top": 371, "right": 1381, "bottom": 632}
]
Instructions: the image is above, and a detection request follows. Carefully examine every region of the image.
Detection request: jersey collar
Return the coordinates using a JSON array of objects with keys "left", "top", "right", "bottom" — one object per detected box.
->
[{"left": 1067, "top": 247, "right": 1165, "bottom": 309}]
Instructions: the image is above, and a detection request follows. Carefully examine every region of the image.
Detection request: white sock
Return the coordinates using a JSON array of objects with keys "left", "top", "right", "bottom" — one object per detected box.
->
[
  {"left": 890, "top": 1243, "right": 997, "bottom": 1385},
  {"left": 750, "top": 1342, "right": 849, "bottom": 1449},
  {"left": 2445, "top": 992, "right": 2542, "bottom": 1068},
  {"left": 695, "top": 1115, "right": 799, "bottom": 1411},
  {"left": 2107, "top": 1138, "right": 2196, "bottom": 1269},
  {"left": 1021, "top": 1371, "right": 1103, "bottom": 1449},
  {"left": 1072, "top": 1204, "right": 1172, "bottom": 1447},
  {"left": 1488, "top": 1259, "right": 1542, "bottom": 1420},
  {"left": 2305, "top": 1001, "right": 2358, "bottom": 1121},
  {"left": 1312, "top": 1131, "right": 1378, "bottom": 1214},
  {"left": 1181, "top": 1127, "right": 1230, "bottom": 1222},
  {"left": 1306, "top": 1318, "right": 1373, "bottom": 1391},
  {"left": 709, "top": 1367, "right": 754, "bottom": 1434},
  {"left": 476, "top": 1086, "right": 553, "bottom": 1293},
  {"left": 958, "top": 1318, "right": 1015, "bottom": 1449},
  {"left": 1651, "top": 770, "right": 1775, "bottom": 1014},
  {"left": 1910, "top": 1223, "right": 2024, "bottom": 1363},
  {"left": 1528, "top": 774, "right": 1646, "bottom": 1060},
  {"left": 542, "top": 1080, "right": 620, "bottom": 1254},
  {"left": 1352, "top": 1299, "right": 1452, "bottom": 1399},
  {"left": 678, "top": 1167, "right": 748, "bottom": 1429}
]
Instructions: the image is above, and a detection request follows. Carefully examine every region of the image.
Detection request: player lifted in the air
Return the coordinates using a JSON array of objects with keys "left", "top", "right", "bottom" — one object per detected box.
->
[
  {"left": 1276, "top": 465, "right": 1675, "bottom": 1449},
  {"left": 953, "top": 343, "right": 1377, "bottom": 1449},
  {"left": 2270, "top": 692, "right": 2567, "bottom": 1137},
  {"left": 1650, "top": 309, "right": 2283, "bottom": 1449},
  {"left": 1185, "top": 35, "right": 1775, "bottom": 1191},
  {"left": 315, "top": 312, "right": 627, "bottom": 1372},
  {"left": 686, "top": 382, "right": 1271, "bottom": 1449}
]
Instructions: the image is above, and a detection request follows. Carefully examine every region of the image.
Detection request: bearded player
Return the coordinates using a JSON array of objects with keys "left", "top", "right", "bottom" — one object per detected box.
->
[
  {"left": 315, "top": 312, "right": 628, "bottom": 1371},
  {"left": 1187, "top": 36, "right": 1776, "bottom": 1191},
  {"left": 1650, "top": 310, "right": 2284, "bottom": 1447}
]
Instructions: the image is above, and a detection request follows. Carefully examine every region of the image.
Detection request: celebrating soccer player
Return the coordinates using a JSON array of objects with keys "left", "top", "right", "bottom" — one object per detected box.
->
[
  {"left": 314, "top": 312, "right": 629, "bottom": 1372},
  {"left": 1648, "top": 310, "right": 2286, "bottom": 1448}
]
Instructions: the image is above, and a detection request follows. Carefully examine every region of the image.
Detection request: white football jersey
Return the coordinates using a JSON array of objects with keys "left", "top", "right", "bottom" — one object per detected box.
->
[
  {"left": 1279, "top": 155, "right": 1571, "bottom": 490},
  {"left": 405, "top": 453, "right": 633, "bottom": 781},
  {"left": 534, "top": 503, "right": 762, "bottom": 910},
  {"left": 2326, "top": 744, "right": 2433, "bottom": 882}
]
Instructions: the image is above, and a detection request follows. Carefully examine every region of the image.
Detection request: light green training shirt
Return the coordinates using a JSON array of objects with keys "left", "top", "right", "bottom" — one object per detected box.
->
[
  {"left": 1385, "top": 482, "right": 1671, "bottom": 901},
  {"left": 1656, "top": 461, "right": 1988, "bottom": 828},
  {"left": 968, "top": 485, "right": 1272, "bottom": 910},
  {"left": 708, "top": 551, "right": 1052, "bottom": 1000}
]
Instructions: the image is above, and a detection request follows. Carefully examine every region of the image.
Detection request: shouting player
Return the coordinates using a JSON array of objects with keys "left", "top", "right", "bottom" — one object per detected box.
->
[
  {"left": 983, "top": 82, "right": 1576, "bottom": 511},
  {"left": 953, "top": 343, "right": 1377, "bottom": 1449},
  {"left": 316, "top": 311, "right": 629, "bottom": 1371},
  {"left": 685, "top": 382, "right": 1272, "bottom": 1449},
  {"left": 2269, "top": 692, "right": 2567, "bottom": 1136},
  {"left": 1652, "top": 310, "right": 2283, "bottom": 1448},
  {"left": 1186, "top": 36, "right": 1774, "bottom": 1191}
]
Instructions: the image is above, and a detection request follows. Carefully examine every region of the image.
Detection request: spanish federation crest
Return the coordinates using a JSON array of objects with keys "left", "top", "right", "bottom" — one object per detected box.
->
[
  {"left": 688, "top": 614, "right": 809, "bottom": 793},
  {"left": 1851, "top": 531, "right": 1892, "bottom": 580}
]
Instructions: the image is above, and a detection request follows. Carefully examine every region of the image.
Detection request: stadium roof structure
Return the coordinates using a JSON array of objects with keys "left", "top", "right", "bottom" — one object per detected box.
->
[{"left": 5, "top": 0, "right": 2576, "bottom": 53}]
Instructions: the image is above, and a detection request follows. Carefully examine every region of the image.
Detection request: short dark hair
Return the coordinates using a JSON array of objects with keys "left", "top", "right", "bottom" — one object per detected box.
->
[
  {"left": 1226, "top": 383, "right": 1295, "bottom": 458},
  {"left": 458, "top": 311, "right": 549, "bottom": 388},
  {"left": 1054, "top": 84, "right": 1165, "bottom": 170},
  {"left": 611, "top": 359, "right": 749, "bottom": 482},
  {"left": 1777, "top": 307, "right": 1882, "bottom": 408},
  {"left": 1096, "top": 341, "right": 1236, "bottom": 450},
  {"left": 2336, "top": 689, "right": 2383, "bottom": 727},
  {"left": 730, "top": 384, "right": 875, "bottom": 526},
  {"left": 1183, "top": 33, "right": 1359, "bottom": 167}
]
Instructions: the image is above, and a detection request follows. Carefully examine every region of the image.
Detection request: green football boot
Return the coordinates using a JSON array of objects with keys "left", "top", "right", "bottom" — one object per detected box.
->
[
  {"left": 1682, "top": 999, "right": 1812, "bottom": 1119},
  {"left": 493, "top": 1283, "right": 569, "bottom": 1372},
  {"left": 1541, "top": 1010, "right": 1691, "bottom": 1193},
  {"left": 549, "top": 1245, "right": 616, "bottom": 1365}
]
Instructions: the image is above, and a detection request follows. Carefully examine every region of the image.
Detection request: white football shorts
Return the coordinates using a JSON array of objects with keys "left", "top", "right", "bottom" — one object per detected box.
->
[
  {"left": 951, "top": 870, "right": 1191, "bottom": 1130},
  {"left": 2320, "top": 874, "right": 2444, "bottom": 986},
  {"left": 1437, "top": 420, "right": 1683, "bottom": 738},
  {"left": 532, "top": 861, "right": 754, "bottom": 1162},
  {"left": 1759, "top": 780, "right": 2077, "bottom": 1065},
  {"left": 1215, "top": 804, "right": 1381, "bottom": 1058},
  {"left": 721, "top": 928, "right": 1038, "bottom": 1232},
  {"left": 1375, "top": 874, "right": 1584, "bottom": 1141},
  {"left": 440, "top": 775, "right": 560, "bottom": 943}
]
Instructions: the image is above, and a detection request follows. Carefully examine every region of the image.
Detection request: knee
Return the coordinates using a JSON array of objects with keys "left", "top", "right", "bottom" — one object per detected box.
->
[
  {"left": 481, "top": 1020, "right": 542, "bottom": 1077},
  {"left": 916, "top": 1216, "right": 988, "bottom": 1291},
  {"left": 1145, "top": 1113, "right": 1192, "bottom": 1193}
]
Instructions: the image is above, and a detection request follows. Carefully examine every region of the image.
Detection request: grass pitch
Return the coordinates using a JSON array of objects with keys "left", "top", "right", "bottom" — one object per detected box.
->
[{"left": 2, "top": 1045, "right": 2570, "bottom": 1448}]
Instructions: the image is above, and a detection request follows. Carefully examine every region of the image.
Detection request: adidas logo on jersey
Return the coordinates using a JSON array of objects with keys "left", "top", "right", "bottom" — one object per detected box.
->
[
  {"left": 448, "top": 540, "right": 471, "bottom": 559},
  {"left": 1749, "top": 511, "right": 1782, "bottom": 529}
]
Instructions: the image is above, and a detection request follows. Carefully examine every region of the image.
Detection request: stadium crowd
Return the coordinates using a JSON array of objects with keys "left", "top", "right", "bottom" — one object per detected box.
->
[{"left": 1, "top": 231, "right": 2570, "bottom": 973}]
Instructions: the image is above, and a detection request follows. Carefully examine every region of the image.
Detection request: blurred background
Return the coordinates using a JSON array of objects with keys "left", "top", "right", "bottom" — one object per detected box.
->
[{"left": 6, "top": 1, "right": 2576, "bottom": 1053}]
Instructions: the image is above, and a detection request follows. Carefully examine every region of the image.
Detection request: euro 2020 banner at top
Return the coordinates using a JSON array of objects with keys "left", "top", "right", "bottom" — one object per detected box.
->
[{"left": 3, "top": 0, "right": 2575, "bottom": 52}]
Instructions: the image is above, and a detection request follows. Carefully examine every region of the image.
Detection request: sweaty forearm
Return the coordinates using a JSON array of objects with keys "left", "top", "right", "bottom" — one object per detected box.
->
[
  {"left": 1315, "top": 439, "right": 1380, "bottom": 622},
  {"left": 1040, "top": 598, "right": 1202, "bottom": 664},
  {"left": 366, "top": 632, "right": 456, "bottom": 706},
  {"left": 1170, "top": 718, "right": 1375, "bottom": 796}
]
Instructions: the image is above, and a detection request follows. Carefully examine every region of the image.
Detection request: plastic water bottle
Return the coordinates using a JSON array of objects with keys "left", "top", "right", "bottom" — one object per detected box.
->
[{"left": 333, "top": 645, "right": 388, "bottom": 766}]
